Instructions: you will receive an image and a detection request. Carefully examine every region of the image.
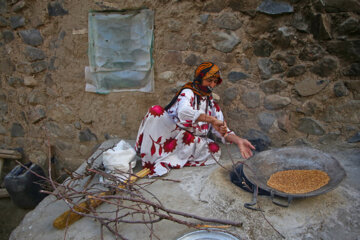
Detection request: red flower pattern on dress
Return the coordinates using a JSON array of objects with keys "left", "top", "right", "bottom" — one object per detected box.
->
[
  {"left": 208, "top": 142, "right": 220, "bottom": 153},
  {"left": 163, "top": 137, "right": 177, "bottom": 153},
  {"left": 143, "top": 161, "right": 155, "bottom": 175},
  {"left": 136, "top": 133, "right": 143, "bottom": 149},
  {"left": 213, "top": 102, "right": 220, "bottom": 112},
  {"left": 149, "top": 105, "right": 165, "bottom": 117},
  {"left": 190, "top": 96, "right": 194, "bottom": 108},
  {"left": 182, "top": 132, "right": 195, "bottom": 145},
  {"left": 201, "top": 124, "right": 209, "bottom": 130},
  {"left": 182, "top": 123, "right": 193, "bottom": 128}
]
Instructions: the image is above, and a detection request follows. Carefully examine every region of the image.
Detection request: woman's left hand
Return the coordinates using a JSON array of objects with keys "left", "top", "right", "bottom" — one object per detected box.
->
[{"left": 237, "top": 138, "right": 255, "bottom": 159}]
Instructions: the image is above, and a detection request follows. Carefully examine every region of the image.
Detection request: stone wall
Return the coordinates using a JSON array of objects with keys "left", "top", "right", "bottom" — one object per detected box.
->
[{"left": 0, "top": 0, "right": 359, "bottom": 173}]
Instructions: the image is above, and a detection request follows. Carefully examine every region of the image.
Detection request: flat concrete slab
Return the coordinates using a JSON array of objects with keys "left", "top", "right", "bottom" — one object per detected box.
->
[{"left": 10, "top": 140, "right": 360, "bottom": 239}]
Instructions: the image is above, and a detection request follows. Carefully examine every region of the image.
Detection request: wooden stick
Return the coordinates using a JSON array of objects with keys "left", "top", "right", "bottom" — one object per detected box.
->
[{"left": 53, "top": 168, "right": 151, "bottom": 229}]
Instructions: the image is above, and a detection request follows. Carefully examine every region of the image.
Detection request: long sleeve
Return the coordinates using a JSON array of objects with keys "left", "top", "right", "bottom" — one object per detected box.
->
[
  {"left": 169, "top": 89, "right": 204, "bottom": 124},
  {"left": 210, "top": 100, "right": 234, "bottom": 143}
]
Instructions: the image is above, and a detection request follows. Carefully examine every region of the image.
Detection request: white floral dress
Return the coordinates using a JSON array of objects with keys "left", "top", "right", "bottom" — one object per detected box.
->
[{"left": 135, "top": 89, "right": 233, "bottom": 176}]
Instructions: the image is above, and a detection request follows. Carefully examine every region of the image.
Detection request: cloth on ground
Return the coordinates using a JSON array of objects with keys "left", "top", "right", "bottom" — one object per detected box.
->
[{"left": 101, "top": 140, "right": 137, "bottom": 183}]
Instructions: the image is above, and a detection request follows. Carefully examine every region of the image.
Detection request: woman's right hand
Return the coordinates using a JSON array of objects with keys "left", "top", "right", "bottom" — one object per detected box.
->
[{"left": 212, "top": 118, "right": 227, "bottom": 136}]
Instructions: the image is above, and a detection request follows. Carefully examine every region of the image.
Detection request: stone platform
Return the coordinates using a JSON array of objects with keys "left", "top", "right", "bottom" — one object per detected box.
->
[{"left": 9, "top": 140, "right": 360, "bottom": 239}]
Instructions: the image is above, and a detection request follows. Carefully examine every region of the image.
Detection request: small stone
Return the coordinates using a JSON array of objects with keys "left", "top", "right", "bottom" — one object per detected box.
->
[
  {"left": 223, "top": 88, "right": 239, "bottom": 104},
  {"left": 79, "top": 145, "right": 89, "bottom": 156},
  {"left": 323, "top": 100, "right": 360, "bottom": 123},
  {"left": 253, "top": 39, "right": 274, "bottom": 57},
  {"left": 0, "top": 123, "right": 6, "bottom": 135},
  {"left": 28, "top": 89, "right": 47, "bottom": 105},
  {"left": 214, "top": 12, "right": 242, "bottom": 30},
  {"left": 19, "top": 29, "right": 43, "bottom": 46},
  {"left": 16, "top": 62, "right": 32, "bottom": 74},
  {"left": 256, "top": 0, "right": 294, "bottom": 15},
  {"left": 292, "top": 12, "right": 309, "bottom": 33},
  {"left": 0, "top": 57, "right": 15, "bottom": 74},
  {"left": 48, "top": 103, "right": 75, "bottom": 123},
  {"left": 0, "top": 91, "right": 7, "bottom": 115},
  {"left": 79, "top": 128, "right": 97, "bottom": 142},
  {"left": 10, "top": 15, "right": 25, "bottom": 29},
  {"left": 297, "top": 117, "right": 325, "bottom": 136},
  {"left": 325, "top": 40, "right": 360, "bottom": 62},
  {"left": 28, "top": 105, "right": 46, "bottom": 123},
  {"left": 264, "top": 95, "right": 291, "bottom": 110},
  {"left": 337, "top": 17, "right": 360, "bottom": 36},
  {"left": 310, "top": 13, "right": 332, "bottom": 40},
  {"left": 333, "top": 81, "right": 349, "bottom": 97},
  {"left": 347, "top": 132, "right": 360, "bottom": 143},
  {"left": 12, "top": 0, "right": 26, "bottom": 12},
  {"left": 299, "top": 44, "right": 324, "bottom": 61},
  {"left": 243, "top": 129, "right": 271, "bottom": 152},
  {"left": 48, "top": 56, "right": 56, "bottom": 71},
  {"left": 241, "top": 58, "right": 251, "bottom": 71},
  {"left": 319, "top": 132, "right": 340, "bottom": 144},
  {"left": 344, "top": 80, "right": 360, "bottom": 99},
  {"left": 24, "top": 46, "right": 46, "bottom": 61},
  {"left": 0, "top": 0, "right": 6, "bottom": 14},
  {"left": 228, "top": 71, "right": 249, "bottom": 83},
  {"left": 211, "top": 31, "right": 240, "bottom": 53},
  {"left": 287, "top": 65, "right": 306, "bottom": 77},
  {"left": 7, "top": 76, "right": 24, "bottom": 87},
  {"left": 74, "top": 121, "right": 81, "bottom": 130},
  {"left": 295, "top": 79, "right": 329, "bottom": 97},
  {"left": 185, "top": 54, "right": 201, "bottom": 66},
  {"left": 31, "top": 60, "right": 47, "bottom": 73},
  {"left": 24, "top": 76, "right": 38, "bottom": 87},
  {"left": 1, "top": 30, "right": 15, "bottom": 44},
  {"left": 343, "top": 63, "right": 360, "bottom": 77},
  {"left": 276, "top": 53, "right": 296, "bottom": 66},
  {"left": 47, "top": 1, "right": 68, "bottom": 16},
  {"left": 257, "top": 112, "right": 276, "bottom": 132},
  {"left": 199, "top": 14, "right": 209, "bottom": 24},
  {"left": 159, "top": 71, "right": 175, "bottom": 83},
  {"left": 258, "top": 58, "right": 284, "bottom": 79},
  {"left": 260, "top": 78, "right": 287, "bottom": 93},
  {"left": 323, "top": 0, "right": 360, "bottom": 13},
  {"left": 0, "top": 16, "right": 8, "bottom": 27},
  {"left": 242, "top": 91, "right": 260, "bottom": 108},
  {"left": 11, "top": 123, "right": 24, "bottom": 137},
  {"left": 202, "top": 0, "right": 227, "bottom": 13},
  {"left": 310, "top": 57, "right": 337, "bottom": 77}
]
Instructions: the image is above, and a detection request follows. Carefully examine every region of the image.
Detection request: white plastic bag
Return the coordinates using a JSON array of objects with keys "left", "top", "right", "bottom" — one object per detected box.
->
[{"left": 101, "top": 140, "right": 137, "bottom": 183}]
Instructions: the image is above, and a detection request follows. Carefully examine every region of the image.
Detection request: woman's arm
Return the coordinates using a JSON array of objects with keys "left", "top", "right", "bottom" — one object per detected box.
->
[
  {"left": 225, "top": 134, "right": 255, "bottom": 159},
  {"left": 196, "top": 114, "right": 227, "bottom": 135}
]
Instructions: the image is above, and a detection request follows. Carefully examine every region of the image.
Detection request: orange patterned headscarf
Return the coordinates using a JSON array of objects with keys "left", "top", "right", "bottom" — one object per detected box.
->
[
  {"left": 164, "top": 62, "right": 223, "bottom": 110},
  {"left": 194, "top": 62, "right": 222, "bottom": 85}
]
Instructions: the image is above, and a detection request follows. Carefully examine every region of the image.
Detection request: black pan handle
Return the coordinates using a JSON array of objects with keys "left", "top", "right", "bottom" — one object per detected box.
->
[
  {"left": 270, "top": 191, "right": 293, "bottom": 207},
  {"left": 244, "top": 185, "right": 263, "bottom": 211}
]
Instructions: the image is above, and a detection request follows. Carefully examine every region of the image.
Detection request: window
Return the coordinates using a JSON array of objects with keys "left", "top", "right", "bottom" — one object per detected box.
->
[{"left": 85, "top": 9, "right": 154, "bottom": 94}]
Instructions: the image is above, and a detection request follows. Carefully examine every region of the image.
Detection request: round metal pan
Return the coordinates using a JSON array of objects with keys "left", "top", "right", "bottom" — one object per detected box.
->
[{"left": 243, "top": 146, "right": 346, "bottom": 198}]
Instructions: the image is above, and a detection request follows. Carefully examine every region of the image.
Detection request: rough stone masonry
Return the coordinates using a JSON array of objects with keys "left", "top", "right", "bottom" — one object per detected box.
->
[{"left": 0, "top": 0, "right": 359, "bottom": 173}]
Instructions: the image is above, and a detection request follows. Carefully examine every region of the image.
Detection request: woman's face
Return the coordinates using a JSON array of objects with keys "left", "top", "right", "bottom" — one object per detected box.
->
[{"left": 201, "top": 76, "right": 219, "bottom": 89}]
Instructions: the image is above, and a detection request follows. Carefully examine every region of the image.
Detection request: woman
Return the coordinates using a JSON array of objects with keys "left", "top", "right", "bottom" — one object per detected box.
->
[{"left": 135, "top": 62, "right": 255, "bottom": 176}]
